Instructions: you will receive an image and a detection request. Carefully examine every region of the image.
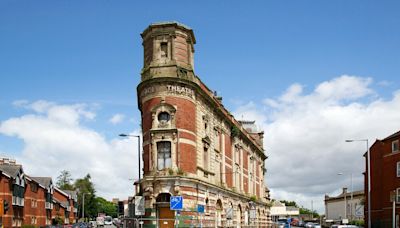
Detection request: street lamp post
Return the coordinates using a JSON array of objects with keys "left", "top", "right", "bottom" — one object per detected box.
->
[
  {"left": 82, "top": 192, "right": 89, "bottom": 221},
  {"left": 346, "top": 139, "right": 370, "bottom": 228},
  {"left": 338, "top": 173, "right": 353, "bottom": 221},
  {"left": 119, "top": 134, "right": 141, "bottom": 190}
]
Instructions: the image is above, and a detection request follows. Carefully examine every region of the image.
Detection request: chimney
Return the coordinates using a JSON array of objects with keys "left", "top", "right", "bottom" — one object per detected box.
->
[
  {"left": 342, "top": 187, "right": 348, "bottom": 194},
  {"left": 0, "top": 158, "right": 17, "bottom": 165}
]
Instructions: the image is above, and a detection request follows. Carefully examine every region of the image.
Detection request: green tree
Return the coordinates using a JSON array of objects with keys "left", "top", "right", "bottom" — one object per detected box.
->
[
  {"left": 95, "top": 197, "right": 118, "bottom": 217},
  {"left": 300, "top": 207, "right": 319, "bottom": 218},
  {"left": 280, "top": 200, "right": 298, "bottom": 207},
  {"left": 74, "top": 174, "right": 97, "bottom": 219},
  {"left": 56, "top": 170, "right": 74, "bottom": 190}
]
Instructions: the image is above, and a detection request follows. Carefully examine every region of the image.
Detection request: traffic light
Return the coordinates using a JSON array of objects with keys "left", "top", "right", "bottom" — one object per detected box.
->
[{"left": 3, "top": 200, "right": 9, "bottom": 214}]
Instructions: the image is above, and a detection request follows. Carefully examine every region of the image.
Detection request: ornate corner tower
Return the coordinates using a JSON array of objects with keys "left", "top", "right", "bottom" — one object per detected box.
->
[{"left": 137, "top": 22, "right": 271, "bottom": 227}]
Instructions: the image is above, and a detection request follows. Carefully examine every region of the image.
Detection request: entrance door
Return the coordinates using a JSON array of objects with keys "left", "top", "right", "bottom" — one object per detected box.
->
[{"left": 158, "top": 207, "right": 175, "bottom": 228}]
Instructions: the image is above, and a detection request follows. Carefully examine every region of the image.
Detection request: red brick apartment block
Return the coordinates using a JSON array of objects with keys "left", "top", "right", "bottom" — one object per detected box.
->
[
  {"left": 366, "top": 130, "right": 400, "bottom": 227},
  {"left": 0, "top": 158, "right": 78, "bottom": 227}
]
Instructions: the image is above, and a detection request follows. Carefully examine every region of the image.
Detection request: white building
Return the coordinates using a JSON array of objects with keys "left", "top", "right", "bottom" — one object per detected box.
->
[
  {"left": 270, "top": 201, "right": 300, "bottom": 221},
  {"left": 324, "top": 188, "right": 364, "bottom": 223}
]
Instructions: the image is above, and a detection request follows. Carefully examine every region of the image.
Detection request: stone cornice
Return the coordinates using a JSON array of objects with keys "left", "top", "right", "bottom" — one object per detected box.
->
[
  {"left": 141, "top": 175, "right": 268, "bottom": 207},
  {"left": 137, "top": 77, "right": 267, "bottom": 160}
]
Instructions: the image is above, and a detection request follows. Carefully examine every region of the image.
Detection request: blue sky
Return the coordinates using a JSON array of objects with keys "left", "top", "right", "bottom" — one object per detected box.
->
[{"left": 1, "top": 0, "right": 400, "bottom": 212}]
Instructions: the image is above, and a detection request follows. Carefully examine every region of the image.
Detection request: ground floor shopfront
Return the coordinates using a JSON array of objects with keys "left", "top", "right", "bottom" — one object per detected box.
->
[{"left": 139, "top": 176, "right": 271, "bottom": 227}]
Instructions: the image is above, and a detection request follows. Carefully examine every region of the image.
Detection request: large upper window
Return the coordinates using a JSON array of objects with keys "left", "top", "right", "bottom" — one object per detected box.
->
[
  {"left": 397, "top": 162, "right": 400, "bottom": 177},
  {"left": 203, "top": 146, "right": 209, "bottom": 170},
  {"left": 393, "top": 140, "right": 399, "bottom": 153},
  {"left": 397, "top": 188, "right": 400, "bottom": 203},
  {"left": 157, "top": 141, "right": 171, "bottom": 170}
]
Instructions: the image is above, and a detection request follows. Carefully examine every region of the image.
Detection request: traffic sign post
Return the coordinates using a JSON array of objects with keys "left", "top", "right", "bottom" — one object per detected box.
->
[
  {"left": 197, "top": 204, "right": 205, "bottom": 213},
  {"left": 170, "top": 196, "right": 183, "bottom": 211},
  {"left": 170, "top": 196, "right": 183, "bottom": 228},
  {"left": 197, "top": 204, "right": 205, "bottom": 227},
  {"left": 135, "top": 196, "right": 145, "bottom": 216}
]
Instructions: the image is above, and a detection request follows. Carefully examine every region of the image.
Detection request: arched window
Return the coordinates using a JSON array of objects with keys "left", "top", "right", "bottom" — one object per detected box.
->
[
  {"left": 157, "top": 141, "right": 171, "bottom": 170},
  {"left": 156, "top": 193, "right": 171, "bottom": 203}
]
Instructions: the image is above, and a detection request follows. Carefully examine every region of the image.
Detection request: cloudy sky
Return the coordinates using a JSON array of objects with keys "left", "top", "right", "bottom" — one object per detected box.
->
[{"left": 1, "top": 1, "right": 400, "bottom": 213}]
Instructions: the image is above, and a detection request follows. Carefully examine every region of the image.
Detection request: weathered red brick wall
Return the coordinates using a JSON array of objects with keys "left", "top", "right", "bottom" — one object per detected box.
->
[
  {"left": 179, "top": 131, "right": 196, "bottom": 142},
  {"left": 174, "top": 35, "right": 189, "bottom": 65},
  {"left": 225, "top": 134, "right": 232, "bottom": 160},
  {"left": 368, "top": 134, "right": 400, "bottom": 226},
  {"left": 53, "top": 190, "right": 68, "bottom": 222},
  {"left": 225, "top": 166, "right": 233, "bottom": 188},
  {"left": 179, "top": 143, "right": 197, "bottom": 174},
  {"left": 24, "top": 179, "right": 45, "bottom": 226},
  {"left": 143, "top": 38, "right": 153, "bottom": 66},
  {"left": 143, "top": 144, "right": 150, "bottom": 174},
  {"left": 141, "top": 97, "right": 162, "bottom": 133},
  {"left": 141, "top": 97, "right": 161, "bottom": 174},
  {"left": 0, "top": 175, "right": 12, "bottom": 228},
  {"left": 165, "top": 97, "right": 196, "bottom": 133},
  {"left": 37, "top": 187, "right": 46, "bottom": 226},
  {"left": 243, "top": 150, "right": 248, "bottom": 170},
  {"left": 243, "top": 176, "right": 248, "bottom": 194}
]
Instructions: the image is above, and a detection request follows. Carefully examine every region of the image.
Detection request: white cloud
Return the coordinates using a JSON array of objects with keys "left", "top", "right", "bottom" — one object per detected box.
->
[
  {"left": 234, "top": 75, "right": 400, "bottom": 213},
  {"left": 0, "top": 101, "right": 138, "bottom": 200},
  {"left": 109, "top": 114, "right": 125, "bottom": 125}
]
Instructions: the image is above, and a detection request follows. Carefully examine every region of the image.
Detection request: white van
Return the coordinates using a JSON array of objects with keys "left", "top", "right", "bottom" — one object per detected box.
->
[
  {"left": 96, "top": 216, "right": 105, "bottom": 227},
  {"left": 104, "top": 216, "right": 112, "bottom": 225}
]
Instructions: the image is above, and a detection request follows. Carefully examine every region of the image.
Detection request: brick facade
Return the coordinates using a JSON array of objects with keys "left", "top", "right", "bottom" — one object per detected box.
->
[
  {"left": 0, "top": 159, "right": 78, "bottom": 227},
  {"left": 366, "top": 131, "right": 400, "bottom": 227},
  {"left": 137, "top": 22, "right": 271, "bottom": 227}
]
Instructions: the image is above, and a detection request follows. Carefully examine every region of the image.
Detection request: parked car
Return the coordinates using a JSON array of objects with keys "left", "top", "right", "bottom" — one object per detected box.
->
[
  {"left": 298, "top": 220, "right": 305, "bottom": 227},
  {"left": 311, "top": 224, "right": 321, "bottom": 228},
  {"left": 331, "top": 225, "right": 359, "bottom": 228},
  {"left": 274, "top": 222, "right": 285, "bottom": 228},
  {"left": 305, "top": 222, "right": 315, "bottom": 228}
]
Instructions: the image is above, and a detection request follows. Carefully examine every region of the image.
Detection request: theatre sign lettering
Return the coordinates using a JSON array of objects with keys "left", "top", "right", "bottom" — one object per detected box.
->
[{"left": 140, "top": 84, "right": 195, "bottom": 99}]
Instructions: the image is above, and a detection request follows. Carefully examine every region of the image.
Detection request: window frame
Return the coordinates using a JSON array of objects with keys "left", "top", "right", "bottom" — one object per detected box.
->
[
  {"left": 397, "top": 162, "right": 400, "bottom": 178},
  {"left": 157, "top": 141, "right": 172, "bottom": 170},
  {"left": 397, "top": 188, "right": 400, "bottom": 203},
  {"left": 157, "top": 112, "right": 170, "bottom": 123},
  {"left": 393, "top": 140, "right": 399, "bottom": 153},
  {"left": 203, "top": 146, "right": 209, "bottom": 170}
]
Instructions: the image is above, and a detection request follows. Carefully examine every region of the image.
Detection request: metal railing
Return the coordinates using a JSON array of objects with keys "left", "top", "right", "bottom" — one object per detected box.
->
[{"left": 121, "top": 217, "right": 268, "bottom": 228}]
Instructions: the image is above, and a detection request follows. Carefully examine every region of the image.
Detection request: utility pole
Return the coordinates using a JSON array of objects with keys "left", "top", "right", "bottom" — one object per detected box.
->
[{"left": 311, "top": 200, "right": 314, "bottom": 220}]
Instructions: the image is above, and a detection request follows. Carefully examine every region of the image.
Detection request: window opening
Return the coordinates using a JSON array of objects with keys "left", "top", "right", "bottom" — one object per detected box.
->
[
  {"left": 157, "top": 141, "right": 171, "bottom": 170},
  {"left": 158, "top": 112, "right": 170, "bottom": 122},
  {"left": 160, "top": 42, "right": 168, "bottom": 58}
]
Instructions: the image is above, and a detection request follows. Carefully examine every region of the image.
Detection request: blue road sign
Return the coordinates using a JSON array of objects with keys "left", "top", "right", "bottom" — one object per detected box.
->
[
  {"left": 170, "top": 196, "right": 183, "bottom": 210},
  {"left": 197, "top": 204, "right": 205, "bottom": 213}
]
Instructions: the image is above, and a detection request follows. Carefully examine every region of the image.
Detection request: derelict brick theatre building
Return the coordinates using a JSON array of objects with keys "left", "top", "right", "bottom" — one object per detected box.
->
[{"left": 137, "top": 22, "right": 271, "bottom": 227}]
